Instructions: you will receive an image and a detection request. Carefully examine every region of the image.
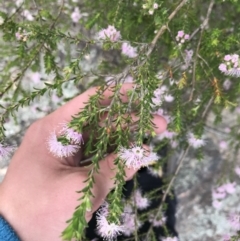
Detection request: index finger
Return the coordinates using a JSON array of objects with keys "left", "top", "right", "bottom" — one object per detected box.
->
[{"left": 45, "top": 83, "right": 135, "bottom": 127}]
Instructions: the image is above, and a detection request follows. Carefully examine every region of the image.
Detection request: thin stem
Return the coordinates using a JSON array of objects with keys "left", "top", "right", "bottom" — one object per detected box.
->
[{"left": 189, "top": 0, "right": 215, "bottom": 101}]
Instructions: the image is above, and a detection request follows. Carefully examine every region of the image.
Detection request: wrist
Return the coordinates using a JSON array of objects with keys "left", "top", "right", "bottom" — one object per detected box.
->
[
  {"left": 0, "top": 215, "right": 21, "bottom": 241},
  {"left": 0, "top": 184, "right": 24, "bottom": 241}
]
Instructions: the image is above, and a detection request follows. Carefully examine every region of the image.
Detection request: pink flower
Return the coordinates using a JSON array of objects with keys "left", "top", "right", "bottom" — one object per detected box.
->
[
  {"left": 212, "top": 190, "right": 226, "bottom": 200},
  {"left": 222, "top": 234, "right": 231, "bottom": 241},
  {"left": 153, "top": 3, "right": 158, "bottom": 9},
  {"left": 118, "top": 146, "right": 159, "bottom": 169},
  {"left": 149, "top": 214, "right": 166, "bottom": 227},
  {"left": 219, "top": 54, "right": 240, "bottom": 77},
  {"left": 184, "top": 49, "right": 193, "bottom": 67},
  {"left": 224, "top": 55, "right": 232, "bottom": 61},
  {"left": 124, "top": 75, "right": 133, "bottom": 83},
  {"left": 170, "top": 140, "right": 178, "bottom": 148},
  {"left": 31, "top": 72, "right": 41, "bottom": 84},
  {"left": 122, "top": 204, "right": 141, "bottom": 236},
  {"left": 219, "top": 63, "right": 227, "bottom": 72},
  {"left": 228, "top": 213, "right": 240, "bottom": 230},
  {"left": 177, "top": 30, "right": 184, "bottom": 38},
  {"left": 47, "top": 132, "right": 79, "bottom": 158},
  {"left": 121, "top": 42, "right": 138, "bottom": 58},
  {"left": 223, "top": 182, "right": 236, "bottom": 194},
  {"left": 22, "top": 10, "right": 34, "bottom": 21},
  {"left": 61, "top": 124, "right": 83, "bottom": 144},
  {"left": 96, "top": 202, "right": 124, "bottom": 239},
  {"left": 235, "top": 166, "right": 240, "bottom": 177},
  {"left": 0, "top": 143, "right": 15, "bottom": 161},
  {"left": 187, "top": 133, "right": 205, "bottom": 149},
  {"left": 164, "top": 94, "right": 174, "bottom": 102},
  {"left": 152, "top": 86, "right": 167, "bottom": 106},
  {"left": 15, "top": 32, "right": 22, "bottom": 40},
  {"left": 176, "top": 30, "right": 189, "bottom": 43},
  {"left": 231, "top": 54, "right": 239, "bottom": 63},
  {"left": 212, "top": 200, "right": 222, "bottom": 209},
  {"left": 133, "top": 189, "right": 150, "bottom": 210},
  {"left": 227, "top": 68, "right": 240, "bottom": 77},
  {"left": 219, "top": 140, "right": 228, "bottom": 151},
  {"left": 71, "top": 7, "right": 81, "bottom": 23},
  {"left": 157, "top": 130, "right": 176, "bottom": 140},
  {"left": 223, "top": 79, "right": 232, "bottom": 90},
  {"left": 98, "top": 25, "right": 121, "bottom": 42}
]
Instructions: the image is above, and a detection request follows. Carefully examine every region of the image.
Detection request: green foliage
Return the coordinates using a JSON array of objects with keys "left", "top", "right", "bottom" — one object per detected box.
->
[{"left": 1, "top": 0, "right": 240, "bottom": 240}]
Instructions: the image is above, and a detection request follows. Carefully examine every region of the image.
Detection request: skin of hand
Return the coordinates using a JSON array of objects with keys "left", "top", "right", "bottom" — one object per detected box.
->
[{"left": 0, "top": 83, "right": 167, "bottom": 241}]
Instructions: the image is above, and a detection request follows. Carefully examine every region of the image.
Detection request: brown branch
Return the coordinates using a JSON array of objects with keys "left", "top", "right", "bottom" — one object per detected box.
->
[{"left": 146, "top": 0, "right": 189, "bottom": 58}]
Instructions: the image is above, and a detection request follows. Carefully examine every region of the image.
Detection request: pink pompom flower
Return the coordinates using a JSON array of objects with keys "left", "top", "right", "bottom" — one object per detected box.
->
[
  {"left": 47, "top": 132, "right": 79, "bottom": 158},
  {"left": 228, "top": 213, "right": 240, "bottom": 230},
  {"left": 176, "top": 30, "right": 190, "bottom": 43},
  {"left": 118, "top": 146, "right": 159, "bottom": 169},
  {"left": 219, "top": 54, "right": 240, "bottom": 77},
  {"left": 187, "top": 133, "right": 205, "bottom": 149},
  {"left": 61, "top": 124, "right": 84, "bottom": 144},
  {"left": 121, "top": 42, "right": 138, "bottom": 58},
  {"left": 133, "top": 189, "right": 150, "bottom": 210},
  {"left": 98, "top": 25, "right": 121, "bottom": 42},
  {"left": 0, "top": 143, "right": 15, "bottom": 161},
  {"left": 96, "top": 202, "right": 124, "bottom": 240}
]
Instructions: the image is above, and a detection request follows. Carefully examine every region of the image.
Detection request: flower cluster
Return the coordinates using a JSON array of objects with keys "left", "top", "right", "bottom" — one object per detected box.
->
[
  {"left": 152, "top": 85, "right": 175, "bottom": 107},
  {"left": 47, "top": 124, "right": 83, "bottom": 158},
  {"left": 212, "top": 182, "right": 236, "bottom": 209},
  {"left": 70, "top": 7, "right": 88, "bottom": 23},
  {"left": 219, "top": 54, "right": 240, "bottom": 77},
  {"left": 118, "top": 146, "right": 159, "bottom": 169},
  {"left": 228, "top": 213, "right": 240, "bottom": 231},
  {"left": 149, "top": 213, "right": 166, "bottom": 227},
  {"left": 121, "top": 204, "right": 142, "bottom": 236},
  {"left": 142, "top": 2, "right": 159, "bottom": 15},
  {"left": 176, "top": 30, "right": 190, "bottom": 44},
  {"left": 133, "top": 189, "right": 150, "bottom": 210},
  {"left": 98, "top": 25, "right": 121, "bottom": 42},
  {"left": 96, "top": 202, "right": 124, "bottom": 240},
  {"left": 121, "top": 42, "right": 138, "bottom": 58},
  {"left": 0, "top": 143, "right": 15, "bottom": 162}
]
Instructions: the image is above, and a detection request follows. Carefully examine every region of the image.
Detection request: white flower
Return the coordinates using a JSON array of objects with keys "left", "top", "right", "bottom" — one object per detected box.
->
[
  {"left": 133, "top": 189, "right": 150, "bottom": 210},
  {"left": 47, "top": 132, "right": 79, "bottom": 158},
  {"left": 149, "top": 10, "right": 154, "bottom": 15},
  {"left": 118, "top": 146, "right": 159, "bottom": 169},
  {"left": 0, "top": 16, "right": 4, "bottom": 25},
  {"left": 96, "top": 202, "right": 124, "bottom": 240},
  {"left": 153, "top": 3, "right": 159, "bottom": 9},
  {"left": 187, "top": 132, "right": 205, "bottom": 149}
]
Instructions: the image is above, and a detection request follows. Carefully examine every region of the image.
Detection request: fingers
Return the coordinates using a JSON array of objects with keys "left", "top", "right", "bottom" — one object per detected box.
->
[
  {"left": 45, "top": 83, "right": 135, "bottom": 126},
  {"left": 98, "top": 112, "right": 167, "bottom": 135}
]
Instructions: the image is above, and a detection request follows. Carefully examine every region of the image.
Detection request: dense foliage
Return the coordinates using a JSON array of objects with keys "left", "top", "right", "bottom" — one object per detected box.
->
[{"left": 1, "top": 0, "right": 240, "bottom": 240}]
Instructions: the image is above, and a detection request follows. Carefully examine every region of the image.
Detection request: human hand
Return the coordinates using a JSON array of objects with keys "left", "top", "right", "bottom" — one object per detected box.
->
[{"left": 0, "top": 83, "right": 167, "bottom": 241}]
